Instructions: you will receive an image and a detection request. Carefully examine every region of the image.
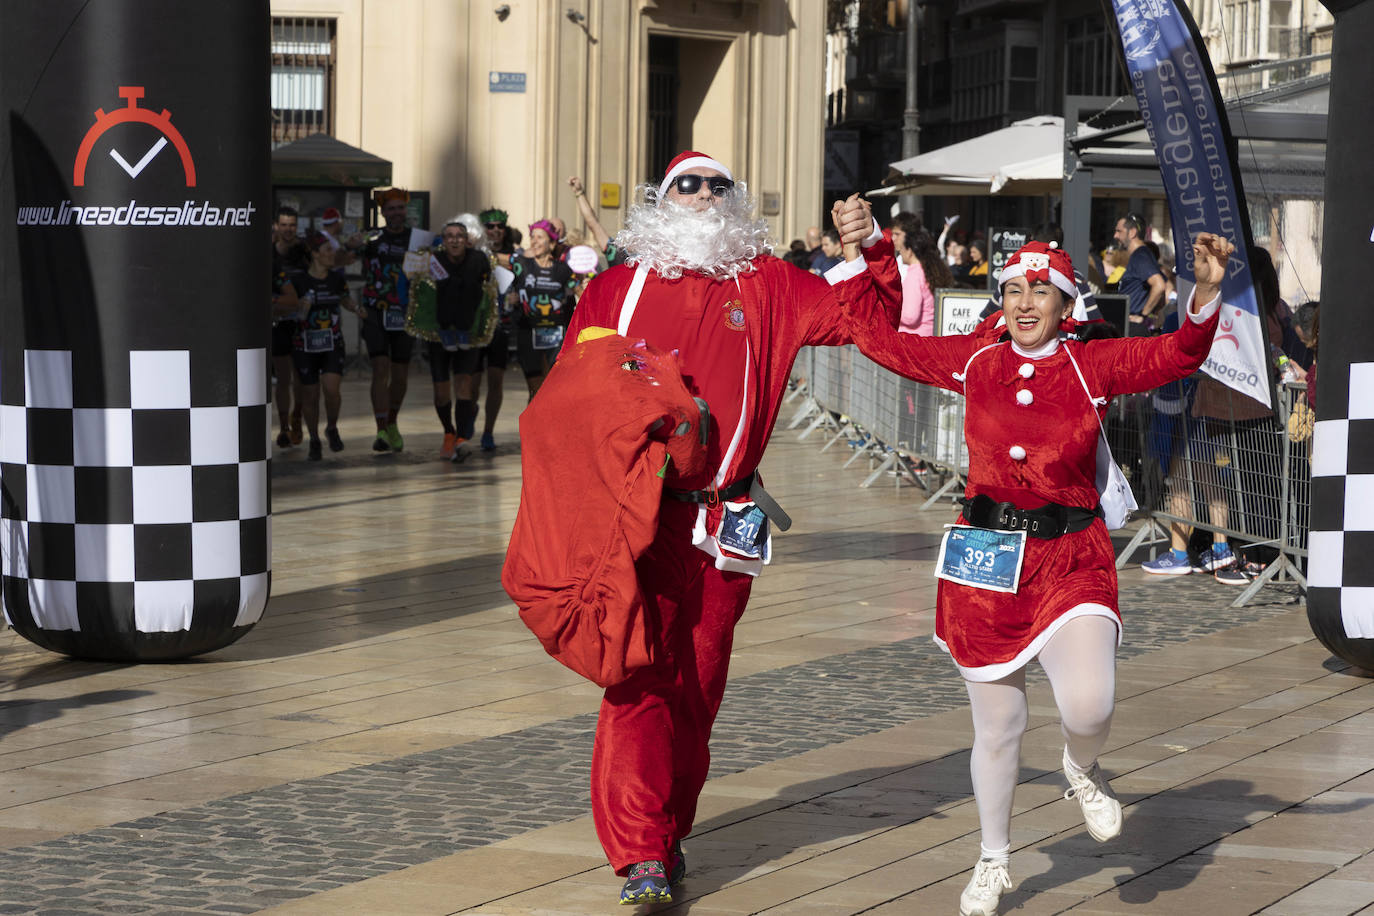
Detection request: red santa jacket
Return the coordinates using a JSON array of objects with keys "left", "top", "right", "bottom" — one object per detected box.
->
[{"left": 502, "top": 333, "right": 710, "bottom": 687}]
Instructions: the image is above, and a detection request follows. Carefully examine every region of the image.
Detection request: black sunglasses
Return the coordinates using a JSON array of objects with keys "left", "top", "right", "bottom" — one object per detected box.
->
[
  {"left": 672, "top": 174, "right": 734, "bottom": 197},
  {"left": 485, "top": 222, "right": 506, "bottom": 229}
]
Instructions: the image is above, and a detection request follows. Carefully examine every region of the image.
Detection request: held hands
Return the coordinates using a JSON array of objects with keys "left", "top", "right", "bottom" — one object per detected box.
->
[
  {"left": 1191, "top": 232, "right": 1234, "bottom": 309},
  {"left": 830, "top": 194, "right": 873, "bottom": 261}
]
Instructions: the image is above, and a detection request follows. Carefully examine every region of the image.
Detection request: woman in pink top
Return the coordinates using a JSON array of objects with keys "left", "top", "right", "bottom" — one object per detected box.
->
[{"left": 891, "top": 213, "right": 953, "bottom": 335}]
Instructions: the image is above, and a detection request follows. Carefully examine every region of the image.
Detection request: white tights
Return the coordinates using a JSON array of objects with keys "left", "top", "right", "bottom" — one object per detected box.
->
[{"left": 964, "top": 612, "right": 1118, "bottom": 852}]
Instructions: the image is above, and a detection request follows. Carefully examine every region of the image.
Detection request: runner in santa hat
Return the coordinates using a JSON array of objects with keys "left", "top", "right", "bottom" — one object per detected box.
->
[
  {"left": 538, "top": 151, "right": 901, "bottom": 905},
  {"left": 851, "top": 233, "right": 1235, "bottom": 916},
  {"left": 318, "top": 207, "right": 344, "bottom": 250}
]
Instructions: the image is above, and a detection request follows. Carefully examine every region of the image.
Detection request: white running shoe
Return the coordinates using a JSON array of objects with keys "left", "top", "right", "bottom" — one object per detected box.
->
[
  {"left": 959, "top": 858, "right": 1012, "bottom": 916},
  {"left": 1063, "top": 747, "right": 1123, "bottom": 841}
]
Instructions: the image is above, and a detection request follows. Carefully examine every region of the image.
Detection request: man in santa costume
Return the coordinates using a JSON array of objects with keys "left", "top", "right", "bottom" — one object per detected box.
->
[{"left": 560, "top": 151, "right": 898, "bottom": 905}]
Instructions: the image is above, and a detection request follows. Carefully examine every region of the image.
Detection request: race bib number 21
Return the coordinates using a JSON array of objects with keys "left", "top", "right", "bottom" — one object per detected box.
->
[{"left": 715, "top": 502, "right": 770, "bottom": 561}]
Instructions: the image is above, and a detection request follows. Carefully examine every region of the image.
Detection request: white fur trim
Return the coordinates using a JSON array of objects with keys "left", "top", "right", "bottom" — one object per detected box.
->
[
  {"left": 823, "top": 256, "right": 868, "bottom": 286},
  {"left": 936, "top": 602, "right": 1122, "bottom": 682},
  {"left": 1010, "top": 337, "right": 1061, "bottom": 359},
  {"left": 1185, "top": 286, "right": 1222, "bottom": 322},
  {"left": 659, "top": 156, "right": 733, "bottom": 196},
  {"left": 999, "top": 262, "right": 1077, "bottom": 299}
]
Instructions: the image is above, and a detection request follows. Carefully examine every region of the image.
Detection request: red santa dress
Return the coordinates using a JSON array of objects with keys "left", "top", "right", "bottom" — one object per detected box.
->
[
  {"left": 854, "top": 292, "right": 1221, "bottom": 681},
  {"left": 562, "top": 242, "right": 900, "bottom": 874}
]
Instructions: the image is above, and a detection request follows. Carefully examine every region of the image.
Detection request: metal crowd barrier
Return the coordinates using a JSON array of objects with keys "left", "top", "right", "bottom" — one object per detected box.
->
[
  {"left": 787, "top": 347, "right": 1309, "bottom": 609},
  {"left": 1111, "top": 378, "right": 1309, "bottom": 607},
  {"left": 788, "top": 345, "right": 970, "bottom": 502}
]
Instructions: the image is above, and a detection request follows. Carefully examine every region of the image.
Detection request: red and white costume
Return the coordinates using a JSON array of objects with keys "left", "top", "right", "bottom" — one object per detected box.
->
[
  {"left": 562, "top": 162, "right": 898, "bottom": 873},
  {"left": 855, "top": 254, "right": 1221, "bottom": 680}
]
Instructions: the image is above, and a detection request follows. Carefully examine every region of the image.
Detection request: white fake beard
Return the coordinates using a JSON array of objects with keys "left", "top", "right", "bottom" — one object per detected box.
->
[{"left": 614, "top": 182, "right": 773, "bottom": 280}]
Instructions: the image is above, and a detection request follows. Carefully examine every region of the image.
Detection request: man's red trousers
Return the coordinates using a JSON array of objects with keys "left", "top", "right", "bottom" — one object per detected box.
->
[{"left": 590, "top": 499, "right": 753, "bottom": 875}]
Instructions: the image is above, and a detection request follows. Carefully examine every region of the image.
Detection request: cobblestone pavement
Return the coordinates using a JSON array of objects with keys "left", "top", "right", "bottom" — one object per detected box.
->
[
  {"left": 0, "top": 374, "right": 1320, "bottom": 914},
  {"left": 0, "top": 579, "right": 1298, "bottom": 914}
]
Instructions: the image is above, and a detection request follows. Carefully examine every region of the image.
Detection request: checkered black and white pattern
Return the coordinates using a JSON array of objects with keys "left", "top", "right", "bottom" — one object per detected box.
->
[
  {"left": 0, "top": 348, "right": 270, "bottom": 640},
  {"left": 1308, "top": 361, "right": 1374, "bottom": 639}
]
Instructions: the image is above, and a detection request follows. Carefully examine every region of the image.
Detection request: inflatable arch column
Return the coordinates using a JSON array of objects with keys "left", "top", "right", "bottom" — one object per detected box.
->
[
  {"left": 1, "top": 2, "right": 272, "bottom": 660},
  {"left": 1307, "top": 0, "right": 1374, "bottom": 670}
]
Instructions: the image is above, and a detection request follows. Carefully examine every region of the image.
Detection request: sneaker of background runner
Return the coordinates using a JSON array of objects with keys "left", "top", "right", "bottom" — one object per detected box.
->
[
  {"left": 1215, "top": 565, "right": 1250, "bottom": 585},
  {"left": 1063, "top": 747, "right": 1123, "bottom": 842},
  {"left": 307, "top": 438, "right": 322, "bottom": 461},
  {"left": 440, "top": 432, "right": 458, "bottom": 460},
  {"left": 619, "top": 860, "right": 671, "bottom": 905},
  {"left": 1202, "top": 543, "right": 1236, "bottom": 571},
  {"left": 1142, "top": 552, "right": 1192, "bottom": 575},
  {"left": 326, "top": 428, "right": 344, "bottom": 452},
  {"left": 959, "top": 858, "right": 1013, "bottom": 916},
  {"left": 276, "top": 429, "right": 291, "bottom": 449},
  {"left": 384, "top": 423, "right": 404, "bottom": 451},
  {"left": 480, "top": 432, "right": 496, "bottom": 452},
  {"left": 669, "top": 842, "right": 686, "bottom": 886},
  {"left": 450, "top": 444, "right": 469, "bottom": 464},
  {"left": 289, "top": 414, "right": 303, "bottom": 445},
  {"left": 372, "top": 431, "right": 390, "bottom": 452}
]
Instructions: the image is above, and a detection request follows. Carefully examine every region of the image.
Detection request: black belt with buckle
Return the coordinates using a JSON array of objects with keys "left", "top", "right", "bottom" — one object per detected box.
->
[
  {"left": 666, "top": 471, "right": 755, "bottom": 505},
  {"left": 958, "top": 494, "right": 1100, "bottom": 540},
  {"left": 665, "top": 471, "right": 793, "bottom": 531}
]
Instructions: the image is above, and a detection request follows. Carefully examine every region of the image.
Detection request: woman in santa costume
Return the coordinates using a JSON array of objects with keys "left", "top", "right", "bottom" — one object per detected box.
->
[
  {"left": 558, "top": 152, "right": 899, "bottom": 905},
  {"left": 854, "top": 232, "right": 1233, "bottom": 916}
]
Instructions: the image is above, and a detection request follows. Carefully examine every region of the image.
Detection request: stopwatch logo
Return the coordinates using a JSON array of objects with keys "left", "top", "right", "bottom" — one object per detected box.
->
[{"left": 73, "top": 86, "right": 196, "bottom": 188}]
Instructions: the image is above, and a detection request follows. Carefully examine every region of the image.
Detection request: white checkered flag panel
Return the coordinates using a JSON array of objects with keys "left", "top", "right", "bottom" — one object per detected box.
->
[
  {"left": 1, "top": 348, "right": 271, "bottom": 658},
  {"left": 1307, "top": 361, "right": 1374, "bottom": 655}
]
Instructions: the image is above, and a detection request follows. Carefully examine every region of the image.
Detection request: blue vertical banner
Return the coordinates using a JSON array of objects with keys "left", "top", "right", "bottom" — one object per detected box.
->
[{"left": 1110, "top": 0, "right": 1272, "bottom": 407}]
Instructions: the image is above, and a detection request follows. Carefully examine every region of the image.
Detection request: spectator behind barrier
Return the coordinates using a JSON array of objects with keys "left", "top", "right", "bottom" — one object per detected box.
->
[{"left": 1143, "top": 245, "right": 1286, "bottom": 582}]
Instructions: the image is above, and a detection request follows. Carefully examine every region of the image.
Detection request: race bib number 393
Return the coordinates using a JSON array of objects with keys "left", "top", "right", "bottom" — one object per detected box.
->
[{"left": 935, "top": 525, "right": 1027, "bottom": 594}]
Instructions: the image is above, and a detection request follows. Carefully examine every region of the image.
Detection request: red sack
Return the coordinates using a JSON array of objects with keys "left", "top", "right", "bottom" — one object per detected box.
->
[{"left": 501, "top": 333, "right": 709, "bottom": 687}]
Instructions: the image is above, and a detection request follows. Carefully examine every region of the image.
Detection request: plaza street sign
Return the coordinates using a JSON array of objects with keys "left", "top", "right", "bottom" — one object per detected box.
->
[{"left": 489, "top": 72, "right": 526, "bottom": 93}]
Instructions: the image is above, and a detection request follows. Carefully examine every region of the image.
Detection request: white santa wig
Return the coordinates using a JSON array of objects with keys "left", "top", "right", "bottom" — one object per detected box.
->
[
  {"left": 450, "top": 212, "right": 488, "bottom": 251},
  {"left": 614, "top": 181, "right": 773, "bottom": 281}
]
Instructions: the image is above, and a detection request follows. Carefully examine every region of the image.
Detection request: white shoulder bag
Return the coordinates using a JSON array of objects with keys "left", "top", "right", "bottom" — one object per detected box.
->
[{"left": 1064, "top": 347, "right": 1137, "bottom": 529}]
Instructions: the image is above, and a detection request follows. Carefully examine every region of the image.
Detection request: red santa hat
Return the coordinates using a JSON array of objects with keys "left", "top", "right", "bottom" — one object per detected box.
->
[
  {"left": 320, "top": 206, "right": 341, "bottom": 226},
  {"left": 658, "top": 150, "right": 733, "bottom": 197},
  {"left": 999, "top": 241, "right": 1077, "bottom": 299}
]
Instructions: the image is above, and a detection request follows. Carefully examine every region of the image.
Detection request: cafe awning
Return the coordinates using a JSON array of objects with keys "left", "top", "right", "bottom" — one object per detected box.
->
[
  {"left": 270, "top": 134, "right": 392, "bottom": 188},
  {"left": 876, "top": 70, "right": 1328, "bottom": 200},
  {"left": 877, "top": 116, "right": 1067, "bottom": 197}
]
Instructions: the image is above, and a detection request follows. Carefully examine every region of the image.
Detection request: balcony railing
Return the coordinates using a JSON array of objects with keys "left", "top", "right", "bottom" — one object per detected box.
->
[{"left": 271, "top": 17, "right": 336, "bottom": 147}]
